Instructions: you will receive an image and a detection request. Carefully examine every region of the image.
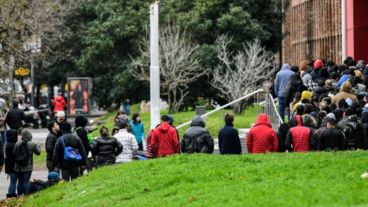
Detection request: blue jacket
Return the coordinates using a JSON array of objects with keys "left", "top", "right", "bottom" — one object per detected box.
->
[
  {"left": 337, "top": 75, "right": 349, "bottom": 88},
  {"left": 218, "top": 124, "right": 242, "bottom": 154},
  {"left": 130, "top": 121, "right": 145, "bottom": 144},
  {"left": 274, "top": 64, "right": 294, "bottom": 97}
]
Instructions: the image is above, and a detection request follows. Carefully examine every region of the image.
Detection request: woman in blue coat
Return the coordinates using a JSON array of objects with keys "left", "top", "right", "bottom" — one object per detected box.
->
[{"left": 130, "top": 113, "right": 145, "bottom": 151}]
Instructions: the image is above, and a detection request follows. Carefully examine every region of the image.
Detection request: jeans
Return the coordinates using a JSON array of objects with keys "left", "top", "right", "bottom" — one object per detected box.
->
[
  {"left": 16, "top": 171, "right": 32, "bottom": 195},
  {"left": 61, "top": 168, "right": 80, "bottom": 181},
  {"left": 278, "top": 96, "right": 285, "bottom": 122},
  {"left": 7, "top": 173, "right": 17, "bottom": 195}
]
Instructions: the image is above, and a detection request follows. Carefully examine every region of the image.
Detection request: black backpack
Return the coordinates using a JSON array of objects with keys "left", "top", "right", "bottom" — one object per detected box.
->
[
  {"left": 181, "top": 135, "right": 199, "bottom": 153},
  {"left": 15, "top": 141, "right": 31, "bottom": 166}
]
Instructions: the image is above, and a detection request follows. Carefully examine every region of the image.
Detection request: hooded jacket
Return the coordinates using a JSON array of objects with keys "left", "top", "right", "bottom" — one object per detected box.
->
[
  {"left": 275, "top": 64, "right": 294, "bottom": 97},
  {"left": 151, "top": 122, "right": 179, "bottom": 157},
  {"left": 53, "top": 95, "right": 66, "bottom": 112},
  {"left": 332, "top": 82, "right": 357, "bottom": 105},
  {"left": 285, "top": 115, "right": 313, "bottom": 152},
  {"left": 246, "top": 114, "right": 278, "bottom": 153},
  {"left": 13, "top": 130, "right": 41, "bottom": 172},
  {"left": 181, "top": 116, "right": 214, "bottom": 153}
]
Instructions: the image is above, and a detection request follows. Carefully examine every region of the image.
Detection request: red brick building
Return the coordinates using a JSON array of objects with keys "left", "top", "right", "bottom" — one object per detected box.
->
[{"left": 282, "top": 0, "right": 368, "bottom": 66}]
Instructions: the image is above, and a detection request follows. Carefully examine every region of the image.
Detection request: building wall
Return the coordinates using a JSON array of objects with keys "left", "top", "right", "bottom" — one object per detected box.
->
[{"left": 282, "top": 0, "right": 342, "bottom": 66}]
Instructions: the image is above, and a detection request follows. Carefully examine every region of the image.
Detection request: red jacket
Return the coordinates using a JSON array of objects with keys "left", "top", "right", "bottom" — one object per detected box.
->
[
  {"left": 286, "top": 115, "right": 311, "bottom": 152},
  {"left": 246, "top": 114, "right": 278, "bottom": 153},
  {"left": 151, "top": 122, "right": 179, "bottom": 157},
  {"left": 53, "top": 95, "right": 66, "bottom": 112}
]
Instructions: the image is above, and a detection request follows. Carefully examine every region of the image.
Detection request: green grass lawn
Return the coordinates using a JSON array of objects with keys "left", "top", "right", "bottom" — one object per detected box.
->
[
  {"left": 92, "top": 104, "right": 260, "bottom": 138},
  {"left": 16, "top": 151, "right": 368, "bottom": 207}
]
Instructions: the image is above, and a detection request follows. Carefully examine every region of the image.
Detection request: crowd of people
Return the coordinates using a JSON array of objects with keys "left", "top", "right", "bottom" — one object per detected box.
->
[
  {"left": 270, "top": 57, "right": 368, "bottom": 153},
  {"left": 1, "top": 56, "right": 368, "bottom": 199}
]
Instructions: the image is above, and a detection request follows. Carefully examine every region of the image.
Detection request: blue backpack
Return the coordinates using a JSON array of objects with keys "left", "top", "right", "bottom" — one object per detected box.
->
[{"left": 61, "top": 136, "right": 82, "bottom": 162}]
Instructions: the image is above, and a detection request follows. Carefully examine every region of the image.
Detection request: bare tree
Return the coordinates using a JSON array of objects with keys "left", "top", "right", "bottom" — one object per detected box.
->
[
  {"left": 0, "top": 0, "right": 78, "bottom": 74},
  {"left": 131, "top": 25, "right": 208, "bottom": 113},
  {"left": 211, "top": 35, "right": 276, "bottom": 114}
]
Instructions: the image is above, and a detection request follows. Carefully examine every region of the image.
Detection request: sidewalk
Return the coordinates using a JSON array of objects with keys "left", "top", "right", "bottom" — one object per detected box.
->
[{"left": 0, "top": 171, "right": 48, "bottom": 200}]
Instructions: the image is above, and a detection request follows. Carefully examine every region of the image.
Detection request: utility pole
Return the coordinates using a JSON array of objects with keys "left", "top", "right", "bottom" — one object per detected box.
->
[{"left": 150, "top": 1, "right": 161, "bottom": 129}]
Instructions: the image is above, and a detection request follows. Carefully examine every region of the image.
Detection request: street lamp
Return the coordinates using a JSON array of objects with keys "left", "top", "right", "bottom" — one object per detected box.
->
[{"left": 23, "top": 34, "right": 41, "bottom": 107}]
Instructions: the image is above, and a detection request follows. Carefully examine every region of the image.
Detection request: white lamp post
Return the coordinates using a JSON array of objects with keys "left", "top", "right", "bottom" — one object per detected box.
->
[{"left": 150, "top": 1, "right": 161, "bottom": 129}]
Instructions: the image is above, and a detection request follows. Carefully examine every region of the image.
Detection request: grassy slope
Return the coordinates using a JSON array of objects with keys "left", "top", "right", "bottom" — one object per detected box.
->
[
  {"left": 21, "top": 152, "right": 368, "bottom": 207},
  {"left": 92, "top": 104, "right": 260, "bottom": 138}
]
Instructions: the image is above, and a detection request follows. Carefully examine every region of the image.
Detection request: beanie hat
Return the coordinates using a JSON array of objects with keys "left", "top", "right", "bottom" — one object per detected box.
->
[
  {"left": 314, "top": 59, "right": 324, "bottom": 70},
  {"left": 21, "top": 129, "right": 33, "bottom": 141}
]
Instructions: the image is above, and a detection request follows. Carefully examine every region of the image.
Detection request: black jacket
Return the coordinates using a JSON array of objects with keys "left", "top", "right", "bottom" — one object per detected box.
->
[
  {"left": 318, "top": 127, "right": 346, "bottom": 151},
  {"left": 338, "top": 116, "right": 367, "bottom": 149},
  {"left": 5, "top": 108, "right": 25, "bottom": 130},
  {"left": 90, "top": 136, "right": 123, "bottom": 166},
  {"left": 5, "top": 131, "right": 18, "bottom": 174},
  {"left": 285, "top": 81, "right": 308, "bottom": 106},
  {"left": 45, "top": 132, "right": 58, "bottom": 161},
  {"left": 75, "top": 127, "right": 90, "bottom": 155},
  {"left": 52, "top": 132, "right": 87, "bottom": 169},
  {"left": 218, "top": 124, "right": 242, "bottom": 154},
  {"left": 181, "top": 116, "right": 214, "bottom": 153}
]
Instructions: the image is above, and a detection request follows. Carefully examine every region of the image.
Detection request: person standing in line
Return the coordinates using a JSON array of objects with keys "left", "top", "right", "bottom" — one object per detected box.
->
[
  {"left": 318, "top": 114, "right": 346, "bottom": 151},
  {"left": 4, "top": 130, "right": 18, "bottom": 198},
  {"left": 114, "top": 121, "right": 138, "bottom": 163},
  {"left": 45, "top": 120, "right": 60, "bottom": 172},
  {"left": 246, "top": 113, "right": 278, "bottom": 154},
  {"left": 285, "top": 115, "right": 314, "bottom": 152},
  {"left": 150, "top": 115, "right": 180, "bottom": 157},
  {"left": 130, "top": 113, "right": 145, "bottom": 151},
  {"left": 274, "top": 63, "right": 294, "bottom": 122},
  {"left": 52, "top": 123, "right": 86, "bottom": 181},
  {"left": 13, "top": 129, "right": 41, "bottom": 195},
  {"left": 218, "top": 114, "right": 242, "bottom": 154},
  {"left": 0, "top": 100, "right": 7, "bottom": 144}
]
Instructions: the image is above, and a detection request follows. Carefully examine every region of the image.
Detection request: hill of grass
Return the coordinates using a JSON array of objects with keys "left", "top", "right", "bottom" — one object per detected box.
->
[
  {"left": 15, "top": 151, "right": 368, "bottom": 207},
  {"left": 92, "top": 104, "right": 260, "bottom": 138}
]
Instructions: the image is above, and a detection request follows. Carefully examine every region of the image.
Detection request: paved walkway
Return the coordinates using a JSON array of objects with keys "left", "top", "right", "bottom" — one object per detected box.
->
[{"left": 0, "top": 171, "right": 48, "bottom": 200}]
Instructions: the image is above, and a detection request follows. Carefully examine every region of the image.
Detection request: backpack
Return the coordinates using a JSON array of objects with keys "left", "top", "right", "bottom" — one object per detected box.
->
[
  {"left": 61, "top": 136, "right": 82, "bottom": 163},
  {"left": 181, "top": 135, "right": 199, "bottom": 153},
  {"left": 15, "top": 141, "right": 31, "bottom": 166},
  {"left": 343, "top": 121, "right": 363, "bottom": 148}
]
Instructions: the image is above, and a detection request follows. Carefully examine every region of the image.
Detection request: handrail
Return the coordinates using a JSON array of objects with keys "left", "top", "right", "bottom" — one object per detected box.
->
[
  {"left": 176, "top": 89, "right": 264, "bottom": 130},
  {"left": 268, "top": 93, "right": 284, "bottom": 124}
]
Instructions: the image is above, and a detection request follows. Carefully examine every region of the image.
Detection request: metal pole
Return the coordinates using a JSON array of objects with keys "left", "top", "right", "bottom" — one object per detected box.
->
[
  {"left": 31, "top": 55, "right": 35, "bottom": 106},
  {"left": 222, "top": 109, "right": 225, "bottom": 127},
  {"left": 341, "top": 0, "right": 346, "bottom": 63},
  {"left": 9, "top": 55, "right": 15, "bottom": 109},
  {"left": 150, "top": 2, "right": 160, "bottom": 129}
]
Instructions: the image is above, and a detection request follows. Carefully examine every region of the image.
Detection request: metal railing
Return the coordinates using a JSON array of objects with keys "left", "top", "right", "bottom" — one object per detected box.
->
[
  {"left": 176, "top": 88, "right": 284, "bottom": 131},
  {"left": 176, "top": 89, "right": 264, "bottom": 130},
  {"left": 264, "top": 93, "right": 284, "bottom": 130}
]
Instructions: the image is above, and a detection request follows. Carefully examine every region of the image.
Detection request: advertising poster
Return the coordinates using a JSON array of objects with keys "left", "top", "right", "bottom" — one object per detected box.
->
[{"left": 68, "top": 78, "right": 90, "bottom": 115}]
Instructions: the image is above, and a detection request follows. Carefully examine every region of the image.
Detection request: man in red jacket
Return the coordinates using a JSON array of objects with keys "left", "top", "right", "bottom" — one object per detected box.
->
[
  {"left": 151, "top": 115, "right": 180, "bottom": 157},
  {"left": 246, "top": 113, "right": 278, "bottom": 153},
  {"left": 285, "top": 115, "right": 314, "bottom": 152}
]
